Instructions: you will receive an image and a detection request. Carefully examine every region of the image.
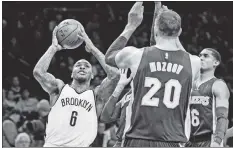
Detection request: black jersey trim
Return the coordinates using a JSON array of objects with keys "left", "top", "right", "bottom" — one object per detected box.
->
[{"left": 68, "top": 84, "right": 92, "bottom": 95}]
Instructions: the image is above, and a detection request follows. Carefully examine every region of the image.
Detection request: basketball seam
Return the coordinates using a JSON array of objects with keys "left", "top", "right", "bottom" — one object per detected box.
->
[
  {"left": 58, "top": 24, "right": 71, "bottom": 31},
  {"left": 59, "top": 25, "right": 79, "bottom": 44}
]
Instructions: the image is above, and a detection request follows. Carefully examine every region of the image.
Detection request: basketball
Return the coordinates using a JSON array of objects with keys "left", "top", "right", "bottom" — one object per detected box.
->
[{"left": 56, "top": 19, "right": 84, "bottom": 49}]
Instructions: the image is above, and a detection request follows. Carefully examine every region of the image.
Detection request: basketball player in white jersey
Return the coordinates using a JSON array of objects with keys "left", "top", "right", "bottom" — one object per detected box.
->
[
  {"left": 33, "top": 26, "right": 119, "bottom": 147},
  {"left": 105, "top": 2, "right": 201, "bottom": 147}
]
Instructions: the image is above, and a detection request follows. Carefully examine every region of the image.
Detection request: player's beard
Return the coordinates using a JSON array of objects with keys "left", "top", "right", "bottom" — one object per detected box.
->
[
  {"left": 76, "top": 74, "right": 91, "bottom": 83},
  {"left": 77, "top": 76, "right": 87, "bottom": 83}
]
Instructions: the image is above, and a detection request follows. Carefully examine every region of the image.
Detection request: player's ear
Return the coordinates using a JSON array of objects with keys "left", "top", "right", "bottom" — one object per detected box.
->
[
  {"left": 214, "top": 60, "right": 220, "bottom": 67},
  {"left": 71, "top": 72, "right": 74, "bottom": 79}
]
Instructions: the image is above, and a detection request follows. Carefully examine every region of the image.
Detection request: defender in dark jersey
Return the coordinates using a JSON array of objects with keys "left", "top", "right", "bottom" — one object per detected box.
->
[
  {"left": 100, "top": 69, "right": 132, "bottom": 147},
  {"left": 186, "top": 48, "right": 230, "bottom": 147},
  {"left": 105, "top": 2, "right": 201, "bottom": 147}
]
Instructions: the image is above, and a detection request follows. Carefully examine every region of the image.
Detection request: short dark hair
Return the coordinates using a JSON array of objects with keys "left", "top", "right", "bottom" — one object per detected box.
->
[
  {"left": 156, "top": 10, "right": 181, "bottom": 37},
  {"left": 205, "top": 48, "right": 222, "bottom": 63}
]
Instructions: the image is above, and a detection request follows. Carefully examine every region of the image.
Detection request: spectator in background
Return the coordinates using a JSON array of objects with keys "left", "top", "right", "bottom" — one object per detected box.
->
[
  {"left": 16, "top": 89, "right": 38, "bottom": 113},
  {"left": 67, "top": 56, "right": 75, "bottom": 73},
  {"left": 3, "top": 90, "right": 18, "bottom": 112},
  {"left": 37, "top": 99, "right": 50, "bottom": 122},
  {"left": 55, "top": 13, "right": 63, "bottom": 23},
  {"left": 23, "top": 99, "right": 50, "bottom": 147},
  {"left": 90, "top": 55, "right": 99, "bottom": 77},
  {"left": 48, "top": 20, "right": 57, "bottom": 32},
  {"left": 9, "top": 37, "right": 21, "bottom": 58},
  {"left": 86, "top": 13, "right": 100, "bottom": 33},
  {"left": 2, "top": 88, "right": 6, "bottom": 100},
  {"left": 24, "top": 119, "right": 45, "bottom": 147},
  {"left": 58, "top": 60, "right": 70, "bottom": 83},
  {"left": 14, "top": 132, "right": 31, "bottom": 147},
  {"left": 10, "top": 76, "right": 22, "bottom": 102},
  {"left": 3, "top": 18, "right": 7, "bottom": 30},
  {"left": 128, "top": 34, "right": 138, "bottom": 47},
  {"left": 3, "top": 111, "right": 23, "bottom": 147},
  {"left": 92, "top": 31, "right": 104, "bottom": 49},
  {"left": 137, "top": 31, "right": 149, "bottom": 47},
  {"left": 99, "top": 69, "right": 106, "bottom": 80}
]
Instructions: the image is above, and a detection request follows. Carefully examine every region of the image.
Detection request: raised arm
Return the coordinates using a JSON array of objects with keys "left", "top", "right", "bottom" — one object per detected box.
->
[
  {"left": 149, "top": 3, "right": 186, "bottom": 51},
  {"left": 33, "top": 27, "right": 64, "bottom": 96},
  {"left": 78, "top": 29, "right": 119, "bottom": 80},
  {"left": 150, "top": 2, "right": 161, "bottom": 46},
  {"left": 105, "top": 2, "right": 144, "bottom": 68},
  {"left": 211, "top": 80, "right": 230, "bottom": 147},
  {"left": 100, "top": 69, "right": 132, "bottom": 123}
]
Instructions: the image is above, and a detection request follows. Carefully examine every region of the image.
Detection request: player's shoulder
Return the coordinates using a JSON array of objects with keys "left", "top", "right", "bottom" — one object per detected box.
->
[
  {"left": 189, "top": 54, "right": 201, "bottom": 63},
  {"left": 212, "top": 78, "right": 230, "bottom": 98},
  {"left": 56, "top": 79, "right": 65, "bottom": 86},
  {"left": 189, "top": 54, "right": 201, "bottom": 68},
  {"left": 213, "top": 78, "right": 228, "bottom": 90},
  {"left": 55, "top": 79, "right": 65, "bottom": 91},
  {"left": 124, "top": 46, "right": 143, "bottom": 51},
  {"left": 121, "top": 46, "right": 144, "bottom": 56},
  {"left": 116, "top": 46, "right": 144, "bottom": 68},
  {"left": 49, "top": 80, "right": 65, "bottom": 100}
]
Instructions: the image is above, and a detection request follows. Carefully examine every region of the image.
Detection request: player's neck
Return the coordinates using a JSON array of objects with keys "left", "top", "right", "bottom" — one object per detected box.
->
[
  {"left": 200, "top": 70, "right": 215, "bottom": 82},
  {"left": 70, "top": 80, "right": 90, "bottom": 93},
  {"left": 155, "top": 37, "right": 180, "bottom": 51}
]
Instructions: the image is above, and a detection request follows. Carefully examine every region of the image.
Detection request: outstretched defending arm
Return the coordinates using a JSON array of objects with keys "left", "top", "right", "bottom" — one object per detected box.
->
[
  {"left": 211, "top": 80, "right": 230, "bottom": 147},
  {"left": 150, "top": 2, "right": 162, "bottom": 46},
  {"left": 33, "top": 27, "right": 64, "bottom": 97},
  {"left": 105, "top": 2, "right": 144, "bottom": 68},
  {"left": 100, "top": 69, "right": 132, "bottom": 123}
]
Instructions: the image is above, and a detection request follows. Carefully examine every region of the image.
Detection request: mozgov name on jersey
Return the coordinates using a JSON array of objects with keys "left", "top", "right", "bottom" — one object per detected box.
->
[{"left": 149, "top": 61, "right": 184, "bottom": 75}]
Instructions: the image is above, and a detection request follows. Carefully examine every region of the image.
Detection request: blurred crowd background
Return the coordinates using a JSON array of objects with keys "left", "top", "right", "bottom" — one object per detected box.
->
[{"left": 2, "top": 1, "right": 233, "bottom": 147}]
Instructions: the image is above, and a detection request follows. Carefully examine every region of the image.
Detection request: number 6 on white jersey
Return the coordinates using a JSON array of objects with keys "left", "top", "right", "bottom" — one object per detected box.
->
[{"left": 141, "top": 77, "right": 181, "bottom": 109}]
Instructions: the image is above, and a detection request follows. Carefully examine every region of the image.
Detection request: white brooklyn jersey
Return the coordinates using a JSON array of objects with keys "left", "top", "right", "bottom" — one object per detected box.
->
[{"left": 44, "top": 84, "right": 98, "bottom": 147}]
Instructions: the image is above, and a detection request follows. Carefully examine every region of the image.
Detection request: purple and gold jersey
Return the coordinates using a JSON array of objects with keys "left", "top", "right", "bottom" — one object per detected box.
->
[
  {"left": 190, "top": 78, "right": 218, "bottom": 140},
  {"left": 124, "top": 46, "right": 193, "bottom": 142}
]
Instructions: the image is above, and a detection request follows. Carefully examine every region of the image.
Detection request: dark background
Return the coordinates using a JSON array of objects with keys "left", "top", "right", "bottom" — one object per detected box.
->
[{"left": 2, "top": 1, "right": 233, "bottom": 147}]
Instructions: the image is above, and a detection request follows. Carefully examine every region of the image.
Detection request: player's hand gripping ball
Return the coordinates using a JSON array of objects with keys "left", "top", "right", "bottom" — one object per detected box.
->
[{"left": 56, "top": 19, "right": 84, "bottom": 49}]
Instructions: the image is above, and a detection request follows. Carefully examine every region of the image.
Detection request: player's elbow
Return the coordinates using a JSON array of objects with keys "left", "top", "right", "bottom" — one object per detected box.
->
[
  {"left": 105, "top": 55, "right": 112, "bottom": 66},
  {"left": 105, "top": 52, "right": 119, "bottom": 68},
  {"left": 33, "top": 68, "right": 40, "bottom": 77},
  {"left": 33, "top": 68, "right": 43, "bottom": 79}
]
